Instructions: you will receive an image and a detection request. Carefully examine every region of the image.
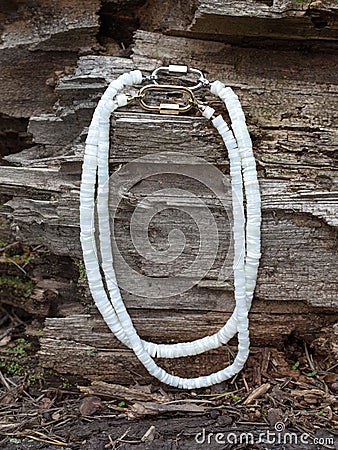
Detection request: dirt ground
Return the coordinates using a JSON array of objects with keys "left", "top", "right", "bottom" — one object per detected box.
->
[
  {"left": 1, "top": 416, "right": 337, "bottom": 450},
  {"left": 0, "top": 342, "right": 337, "bottom": 450},
  {"left": 0, "top": 393, "right": 337, "bottom": 449}
]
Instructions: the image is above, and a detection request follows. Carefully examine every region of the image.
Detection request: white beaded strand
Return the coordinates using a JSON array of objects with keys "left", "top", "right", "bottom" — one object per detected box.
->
[
  {"left": 79, "top": 69, "right": 261, "bottom": 388},
  {"left": 210, "top": 80, "right": 262, "bottom": 310},
  {"left": 94, "top": 97, "right": 249, "bottom": 386}
]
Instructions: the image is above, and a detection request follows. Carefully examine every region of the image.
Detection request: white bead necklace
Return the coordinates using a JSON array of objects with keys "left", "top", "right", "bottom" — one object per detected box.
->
[{"left": 80, "top": 65, "right": 261, "bottom": 389}]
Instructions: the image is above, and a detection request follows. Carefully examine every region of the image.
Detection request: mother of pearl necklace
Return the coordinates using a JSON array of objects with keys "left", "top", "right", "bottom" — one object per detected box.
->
[{"left": 80, "top": 65, "right": 261, "bottom": 389}]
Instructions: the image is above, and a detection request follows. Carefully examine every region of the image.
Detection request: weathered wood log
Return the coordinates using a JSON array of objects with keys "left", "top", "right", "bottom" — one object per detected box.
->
[
  {"left": 140, "top": 0, "right": 338, "bottom": 44},
  {"left": 2, "top": 46, "right": 337, "bottom": 308},
  {"left": 1, "top": 3, "right": 337, "bottom": 384},
  {"left": 0, "top": 0, "right": 101, "bottom": 118},
  {"left": 38, "top": 308, "right": 335, "bottom": 384}
]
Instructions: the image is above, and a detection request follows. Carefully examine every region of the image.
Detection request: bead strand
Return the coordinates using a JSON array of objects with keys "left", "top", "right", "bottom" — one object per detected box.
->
[
  {"left": 79, "top": 69, "right": 261, "bottom": 388},
  {"left": 93, "top": 85, "right": 250, "bottom": 386}
]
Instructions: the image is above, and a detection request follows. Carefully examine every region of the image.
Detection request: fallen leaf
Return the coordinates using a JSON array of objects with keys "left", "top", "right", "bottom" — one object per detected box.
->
[
  {"left": 39, "top": 397, "right": 53, "bottom": 411},
  {"left": 291, "top": 389, "right": 337, "bottom": 408},
  {"left": 79, "top": 396, "right": 105, "bottom": 416},
  {"left": 52, "top": 411, "right": 61, "bottom": 420},
  {"left": 323, "top": 373, "right": 338, "bottom": 394},
  {"left": 267, "top": 407, "right": 284, "bottom": 427}
]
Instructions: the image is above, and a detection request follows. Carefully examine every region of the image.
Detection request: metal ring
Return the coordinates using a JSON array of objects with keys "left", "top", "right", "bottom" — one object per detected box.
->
[
  {"left": 150, "top": 66, "right": 209, "bottom": 91},
  {"left": 136, "top": 84, "right": 196, "bottom": 114}
]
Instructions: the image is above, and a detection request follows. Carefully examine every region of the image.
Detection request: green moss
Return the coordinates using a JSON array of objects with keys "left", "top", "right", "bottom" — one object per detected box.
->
[
  {"left": 292, "top": 361, "right": 300, "bottom": 370},
  {"left": 0, "top": 338, "right": 43, "bottom": 385},
  {"left": 75, "top": 259, "right": 87, "bottom": 284},
  {"left": 59, "top": 375, "right": 73, "bottom": 389},
  {"left": 9, "top": 254, "right": 35, "bottom": 266},
  {"left": 0, "top": 344, "right": 25, "bottom": 376},
  {"left": 9, "top": 438, "right": 22, "bottom": 444},
  {"left": 44, "top": 370, "right": 74, "bottom": 389},
  {"left": 0, "top": 274, "right": 33, "bottom": 299},
  {"left": 0, "top": 218, "right": 11, "bottom": 247},
  {"left": 74, "top": 258, "right": 92, "bottom": 311},
  {"left": 230, "top": 393, "right": 240, "bottom": 402},
  {"left": 2, "top": 338, "right": 30, "bottom": 358}
]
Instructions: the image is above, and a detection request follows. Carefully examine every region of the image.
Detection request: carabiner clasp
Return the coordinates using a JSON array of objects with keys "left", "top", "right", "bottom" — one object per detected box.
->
[
  {"left": 136, "top": 84, "right": 196, "bottom": 115},
  {"left": 148, "top": 65, "right": 210, "bottom": 91}
]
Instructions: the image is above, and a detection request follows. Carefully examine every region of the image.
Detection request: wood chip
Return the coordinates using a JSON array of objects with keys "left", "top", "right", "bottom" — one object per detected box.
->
[
  {"left": 141, "top": 425, "right": 156, "bottom": 443},
  {"left": 243, "top": 383, "right": 271, "bottom": 405},
  {"left": 0, "top": 335, "right": 11, "bottom": 347},
  {"left": 79, "top": 381, "right": 170, "bottom": 403},
  {"left": 128, "top": 401, "right": 207, "bottom": 418}
]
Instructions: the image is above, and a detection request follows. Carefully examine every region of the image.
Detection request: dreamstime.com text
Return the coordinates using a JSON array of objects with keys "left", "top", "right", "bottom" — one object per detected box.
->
[{"left": 194, "top": 423, "right": 335, "bottom": 447}]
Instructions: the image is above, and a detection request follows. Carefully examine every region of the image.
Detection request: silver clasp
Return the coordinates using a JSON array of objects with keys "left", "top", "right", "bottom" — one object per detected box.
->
[{"left": 148, "top": 65, "right": 210, "bottom": 91}]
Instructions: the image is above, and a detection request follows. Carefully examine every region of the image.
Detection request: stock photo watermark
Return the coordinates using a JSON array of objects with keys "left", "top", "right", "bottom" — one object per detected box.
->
[{"left": 194, "top": 422, "right": 335, "bottom": 447}]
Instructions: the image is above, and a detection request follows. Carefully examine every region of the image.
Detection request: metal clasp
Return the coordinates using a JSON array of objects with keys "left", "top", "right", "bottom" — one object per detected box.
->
[
  {"left": 148, "top": 65, "right": 210, "bottom": 91},
  {"left": 136, "top": 84, "right": 196, "bottom": 115}
]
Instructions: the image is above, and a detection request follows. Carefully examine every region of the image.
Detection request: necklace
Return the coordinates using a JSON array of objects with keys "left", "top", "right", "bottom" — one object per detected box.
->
[{"left": 80, "top": 65, "right": 261, "bottom": 389}]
